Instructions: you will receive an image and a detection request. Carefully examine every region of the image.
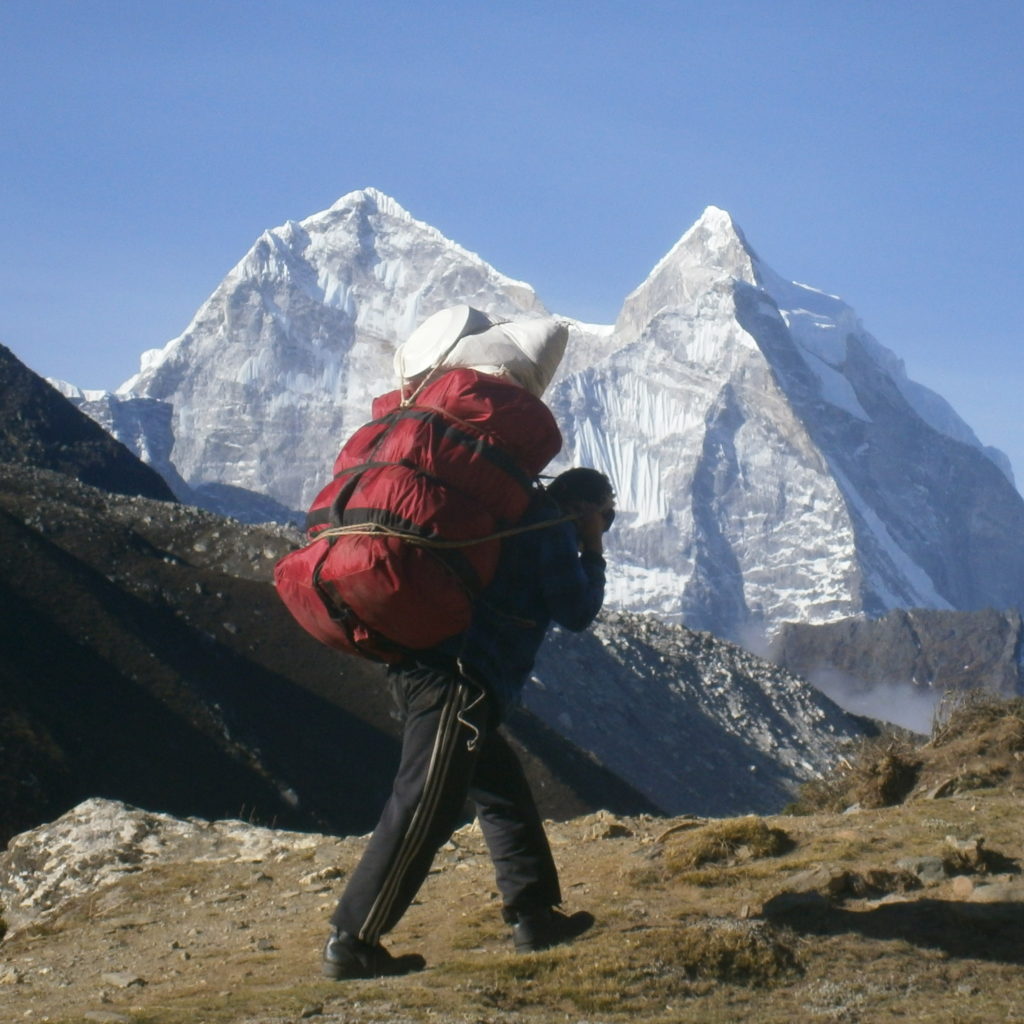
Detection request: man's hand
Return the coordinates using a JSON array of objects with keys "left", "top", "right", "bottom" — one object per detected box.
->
[{"left": 570, "top": 500, "right": 614, "bottom": 556}]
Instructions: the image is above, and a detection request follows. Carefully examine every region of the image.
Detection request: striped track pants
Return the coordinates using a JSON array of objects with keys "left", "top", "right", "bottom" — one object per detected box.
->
[{"left": 330, "top": 663, "right": 560, "bottom": 944}]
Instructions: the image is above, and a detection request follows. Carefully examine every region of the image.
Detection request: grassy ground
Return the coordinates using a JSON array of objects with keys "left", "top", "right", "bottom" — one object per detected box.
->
[{"left": 3, "top": 696, "right": 1024, "bottom": 1024}]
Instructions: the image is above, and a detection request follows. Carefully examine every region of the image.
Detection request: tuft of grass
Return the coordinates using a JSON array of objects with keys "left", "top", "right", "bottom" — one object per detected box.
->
[
  {"left": 435, "top": 915, "right": 801, "bottom": 1017},
  {"left": 624, "top": 865, "right": 666, "bottom": 888},
  {"left": 916, "top": 692, "right": 1024, "bottom": 797},
  {"left": 790, "top": 694, "right": 1024, "bottom": 816},
  {"left": 670, "top": 917, "right": 802, "bottom": 986},
  {"left": 449, "top": 904, "right": 504, "bottom": 950},
  {"left": 787, "top": 735, "right": 922, "bottom": 813},
  {"left": 857, "top": 741, "right": 922, "bottom": 807},
  {"left": 665, "top": 817, "right": 794, "bottom": 874},
  {"left": 930, "top": 691, "right": 1024, "bottom": 752}
]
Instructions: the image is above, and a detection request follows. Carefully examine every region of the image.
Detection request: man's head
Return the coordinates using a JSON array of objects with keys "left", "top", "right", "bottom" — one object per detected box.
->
[{"left": 547, "top": 468, "right": 616, "bottom": 532}]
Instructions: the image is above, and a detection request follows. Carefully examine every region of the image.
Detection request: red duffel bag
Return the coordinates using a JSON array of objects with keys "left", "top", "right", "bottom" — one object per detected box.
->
[{"left": 274, "top": 368, "right": 562, "bottom": 661}]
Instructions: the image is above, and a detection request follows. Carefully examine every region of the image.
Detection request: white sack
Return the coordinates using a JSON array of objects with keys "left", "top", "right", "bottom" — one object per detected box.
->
[{"left": 394, "top": 304, "right": 568, "bottom": 398}]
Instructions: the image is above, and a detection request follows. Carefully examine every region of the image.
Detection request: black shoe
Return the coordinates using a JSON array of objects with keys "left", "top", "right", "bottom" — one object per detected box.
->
[
  {"left": 321, "top": 929, "right": 426, "bottom": 980},
  {"left": 510, "top": 907, "right": 595, "bottom": 953}
]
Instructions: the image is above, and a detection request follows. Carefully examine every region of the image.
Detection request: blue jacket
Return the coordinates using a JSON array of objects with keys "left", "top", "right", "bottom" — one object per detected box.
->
[{"left": 432, "top": 492, "right": 606, "bottom": 717}]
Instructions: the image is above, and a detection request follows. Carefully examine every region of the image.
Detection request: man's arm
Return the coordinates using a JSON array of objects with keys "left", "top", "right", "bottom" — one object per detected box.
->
[{"left": 540, "top": 516, "right": 606, "bottom": 632}]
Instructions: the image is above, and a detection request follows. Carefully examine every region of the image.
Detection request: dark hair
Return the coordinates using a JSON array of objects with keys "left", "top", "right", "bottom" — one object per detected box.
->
[{"left": 546, "top": 467, "right": 614, "bottom": 506}]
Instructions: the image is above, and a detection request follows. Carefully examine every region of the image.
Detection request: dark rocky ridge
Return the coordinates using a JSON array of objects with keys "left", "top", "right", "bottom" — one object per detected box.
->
[
  {"left": 530, "top": 611, "right": 873, "bottom": 816},
  {"left": 0, "top": 345, "right": 886, "bottom": 846},
  {"left": 0, "top": 343, "right": 174, "bottom": 502}
]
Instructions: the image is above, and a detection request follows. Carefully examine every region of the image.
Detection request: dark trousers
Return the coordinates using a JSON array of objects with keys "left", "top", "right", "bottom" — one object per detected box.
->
[{"left": 330, "top": 663, "right": 561, "bottom": 944}]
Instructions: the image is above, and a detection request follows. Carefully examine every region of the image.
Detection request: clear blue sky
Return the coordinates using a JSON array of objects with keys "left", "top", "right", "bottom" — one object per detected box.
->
[{"left": 2, "top": 0, "right": 1022, "bottom": 488}]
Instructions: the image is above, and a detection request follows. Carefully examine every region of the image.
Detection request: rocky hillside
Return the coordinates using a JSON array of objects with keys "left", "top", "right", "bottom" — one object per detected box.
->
[
  {"left": 529, "top": 612, "right": 868, "bottom": 816},
  {"left": 2, "top": 698, "right": 1023, "bottom": 1023},
  {"left": 2, "top": 345, "right": 873, "bottom": 842},
  {"left": 0, "top": 342, "right": 174, "bottom": 502},
  {"left": 1, "top": 458, "right": 865, "bottom": 845},
  {"left": 0, "top": 461, "right": 658, "bottom": 849},
  {"left": 0, "top": 351, "right": 652, "bottom": 846},
  {"left": 1, "top": 452, "right": 877, "bottom": 840}
]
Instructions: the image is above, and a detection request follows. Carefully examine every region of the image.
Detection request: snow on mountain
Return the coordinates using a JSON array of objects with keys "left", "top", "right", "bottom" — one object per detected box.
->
[
  {"left": 99, "top": 188, "right": 547, "bottom": 518},
  {"left": 549, "top": 206, "right": 1024, "bottom": 637},
  {"left": 57, "top": 193, "right": 1024, "bottom": 642}
]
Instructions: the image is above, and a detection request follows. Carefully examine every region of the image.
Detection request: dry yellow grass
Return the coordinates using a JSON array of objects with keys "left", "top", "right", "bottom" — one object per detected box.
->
[{"left": 3, "top": 700, "right": 1024, "bottom": 1023}]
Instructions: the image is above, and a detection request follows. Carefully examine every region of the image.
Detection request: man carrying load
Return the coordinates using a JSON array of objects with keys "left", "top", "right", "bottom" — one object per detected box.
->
[
  {"left": 322, "top": 463, "right": 613, "bottom": 978},
  {"left": 274, "top": 304, "right": 614, "bottom": 977}
]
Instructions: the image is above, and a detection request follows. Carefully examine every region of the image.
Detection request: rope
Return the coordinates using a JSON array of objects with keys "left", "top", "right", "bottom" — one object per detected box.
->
[
  {"left": 405, "top": 402, "right": 490, "bottom": 437},
  {"left": 312, "top": 513, "right": 576, "bottom": 549}
]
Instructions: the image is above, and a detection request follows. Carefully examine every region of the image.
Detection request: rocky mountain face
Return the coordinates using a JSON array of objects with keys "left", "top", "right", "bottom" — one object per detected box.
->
[
  {"left": 54, "top": 189, "right": 545, "bottom": 522},
  {"left": 529, "top": 612, "right": 867, "bottom": 816},
  {"left": 551, "top": 211, "right": 1024, "bottom": 635},
  {"left": 769, "top": 608, "right": 1024, "bottom": 732},
  {"left": 56, "top": 190, "right": 1024, "bottom": 645}
]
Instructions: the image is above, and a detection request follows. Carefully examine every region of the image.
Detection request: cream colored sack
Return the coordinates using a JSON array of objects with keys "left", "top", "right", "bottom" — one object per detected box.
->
[{"left": 394, "top": 304, "right": 568, "bottom": 398}]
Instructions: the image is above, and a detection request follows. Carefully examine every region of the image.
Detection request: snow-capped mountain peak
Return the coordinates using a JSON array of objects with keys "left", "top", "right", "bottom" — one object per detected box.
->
[
  {"left": 673, "top": 204, "right": 759, "bottom": 278},
  {"left": 58, "top": 194, "right": 1024, "bottom": 641},
  {"left": 614, "top": 205, "right": 760, "bottom": 349},
  {"left": 651, "top": 204, "right": 758, "bottom": 284}
]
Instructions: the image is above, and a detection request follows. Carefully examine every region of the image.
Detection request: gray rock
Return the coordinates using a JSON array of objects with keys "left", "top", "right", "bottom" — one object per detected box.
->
[
  {"left": 100, "top": 971, "right": 145, "bottom": 989},
  {"left": 895, "top": 856, "right": 948, "bottom": 885},
  {"left": 0, "top": 798, "right": 322, "bottom": 937},
  {"left": 779, "top": 866, "right": 852, "bottom": 898}
]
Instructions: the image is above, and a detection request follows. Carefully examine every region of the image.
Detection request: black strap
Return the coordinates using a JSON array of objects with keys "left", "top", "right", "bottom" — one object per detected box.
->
[
  {"left": 310, "top": 536, "right": 405, "bottom": 663},
  {"left": 306, "top": 469, "right": 365, "bottom": 534},
  {"left": 308, "top": 456, "right": 482, "bottom": 533},
  {"left": 337, "top": 407, "right": 534, "bottom": 494},
  {"left": 307, "top": 399, "right": 533, "bottom": 601}
]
